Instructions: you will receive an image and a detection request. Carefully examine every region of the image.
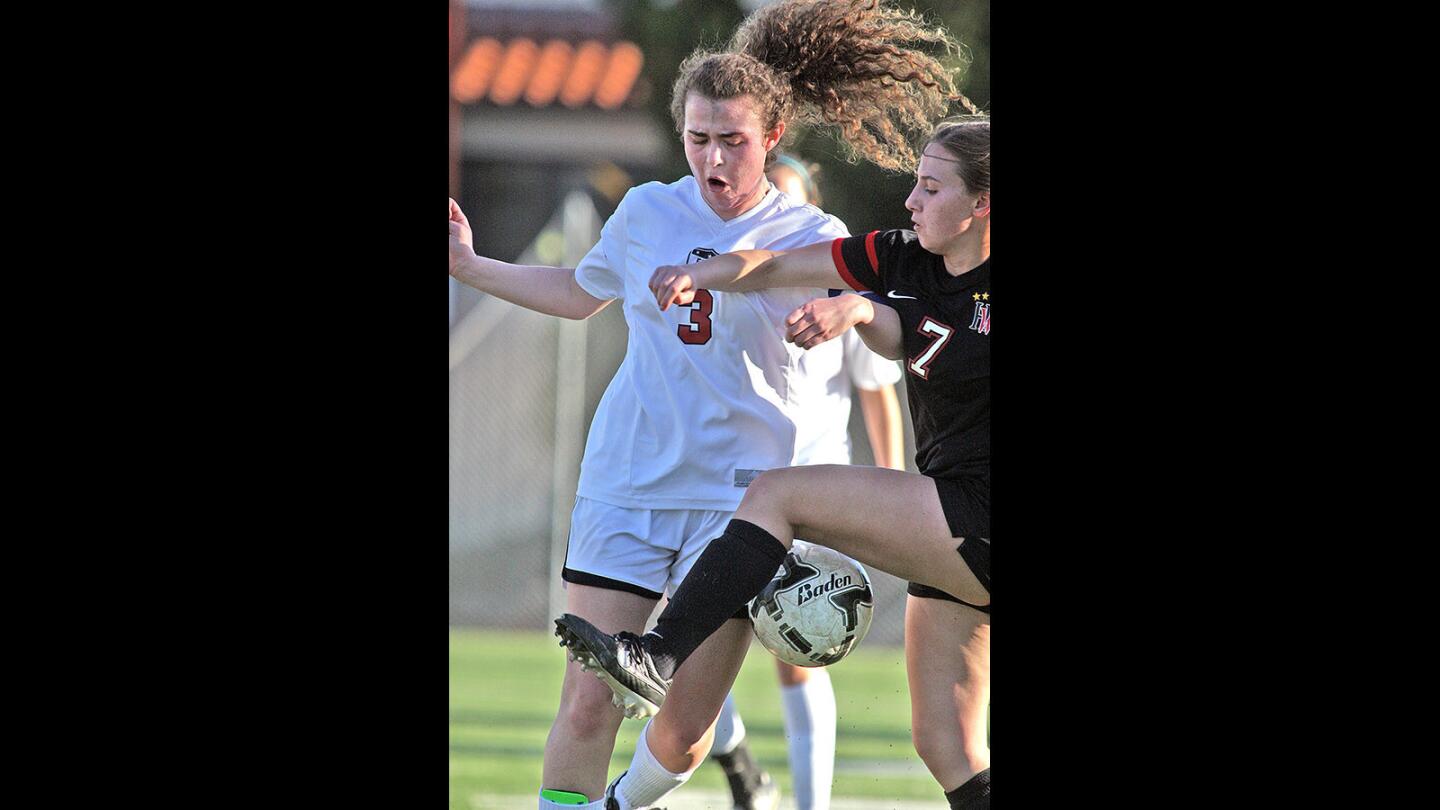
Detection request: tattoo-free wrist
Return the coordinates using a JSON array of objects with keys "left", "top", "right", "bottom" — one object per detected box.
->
[{"left": 853, "top": 296, "right": 875, "bottom": 325}]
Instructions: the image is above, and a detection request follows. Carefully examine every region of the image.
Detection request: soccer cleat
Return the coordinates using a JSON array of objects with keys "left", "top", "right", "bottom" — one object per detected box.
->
[
  {"left": 603, "top": 771, "right": 624, "bottom": 810},
  {"left": 734, "top": 771, "right": 779, "bottom": 810},
  {"left": 555, "top": 614, "right": 671, "bottom": 720},
  {"left": 715, "top": 742, "right": 780, "bottom": 810},
  {"left": 602, "top": 770, "right": 669, "bottom": 810}
]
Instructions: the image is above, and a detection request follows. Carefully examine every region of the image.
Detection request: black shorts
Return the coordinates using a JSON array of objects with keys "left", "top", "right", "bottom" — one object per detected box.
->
[
  {"left": 909, "top": 538, "right": 989, "bottom": 614},
  {"left": 909, "top": 578, "right": 989, "bottom": 615},
  {"left": 910, "top": 475, "right": 990, "bottom": 614},
  {"left": 932, "top": 475, "right": 989, "bottom": 539},
  {"left": 563, "top": 567, "right": 752, "bottom": 621}
]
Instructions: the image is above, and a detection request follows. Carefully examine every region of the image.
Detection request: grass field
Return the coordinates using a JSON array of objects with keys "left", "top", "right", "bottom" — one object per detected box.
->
[{"left": 450, "top": 628, "right": 962, "bottom": 809}]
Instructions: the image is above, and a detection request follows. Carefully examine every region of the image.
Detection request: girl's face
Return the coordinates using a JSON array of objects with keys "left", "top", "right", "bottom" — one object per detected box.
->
[
  {"left": 905, "top": 146, "right": 989, "bottom": 254},
  {"left": 682, "top": 93, "right": 784, "bottom": 220}
]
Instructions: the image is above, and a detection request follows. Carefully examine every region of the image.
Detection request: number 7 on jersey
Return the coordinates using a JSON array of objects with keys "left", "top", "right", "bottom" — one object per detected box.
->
[{"left": 909, "top": 317, "right": 953, "bottom": 379}]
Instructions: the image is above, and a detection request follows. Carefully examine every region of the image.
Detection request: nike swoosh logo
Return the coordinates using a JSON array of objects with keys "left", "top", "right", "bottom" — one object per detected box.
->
[{"left": 887, "top": 291, "right": 918, "bottom": 300}]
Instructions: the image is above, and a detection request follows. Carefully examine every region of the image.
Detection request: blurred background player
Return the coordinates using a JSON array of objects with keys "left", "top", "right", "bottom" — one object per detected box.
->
[{"left": 708, "top": 153, "right": 905, "bottom": 810}]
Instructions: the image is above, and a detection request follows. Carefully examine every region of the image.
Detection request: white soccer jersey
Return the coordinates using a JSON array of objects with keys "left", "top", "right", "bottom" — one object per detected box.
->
[
  {"left": 574, "top": 176, "right": 848, "bottom": 511},
  {"left": 789, "top": 321, "right": 903, "bottom": 466}
]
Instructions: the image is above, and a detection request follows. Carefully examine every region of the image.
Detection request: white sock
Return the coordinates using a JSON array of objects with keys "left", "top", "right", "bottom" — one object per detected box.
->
[
  {"left": 537, "top": 790, "right": 604, "bottom": 809},
  {"left": 711, "top": 693, "right": 746, "bottom": 756},
  {"left": 781, "top": 668, "right": 836, "bottom": 810},
  {"left": 614, "top": 720, "right": 697, "bottom": 810}
]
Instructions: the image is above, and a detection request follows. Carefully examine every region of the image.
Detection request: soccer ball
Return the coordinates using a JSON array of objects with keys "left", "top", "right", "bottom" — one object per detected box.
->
[{"left": 749, "top": 540, "right": 874, "bottom": 667}]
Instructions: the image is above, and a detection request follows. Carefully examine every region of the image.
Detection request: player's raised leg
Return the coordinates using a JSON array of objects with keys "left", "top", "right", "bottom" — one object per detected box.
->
[
  {"left": 736, "top": 465, "right": 986, "bottom": 604},
  {"left": 649, "top": 466, "right": 986, "bottom": 682},
  {"left": 559, "top": 466, "right": 987, "bottom": 712}
]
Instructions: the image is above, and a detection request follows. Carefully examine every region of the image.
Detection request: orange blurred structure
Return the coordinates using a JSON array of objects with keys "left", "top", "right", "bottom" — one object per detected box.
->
[{"left": 453, "top": 35, "right": 643, "bottom": 109}]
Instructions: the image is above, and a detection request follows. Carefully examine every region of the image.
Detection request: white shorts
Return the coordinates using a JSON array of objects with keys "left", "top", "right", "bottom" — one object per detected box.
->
[{"left": 561, "top": 496, "right": 734, "bottom": 600}]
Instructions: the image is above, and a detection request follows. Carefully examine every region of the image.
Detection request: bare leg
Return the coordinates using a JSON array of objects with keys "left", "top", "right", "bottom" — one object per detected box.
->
[
  {"left": 739, "top": 465, "right": 988, "bottom": 606},
  {"left": 608, "top": 617, "right": 755, "bottom": 809},
  {"left": 775, "top": 659, "right": 811, "bottom": 686},
  {"left": 542, "top": 584, "right": 659, "bottom": 800},
  {"left": 905, "top": 596, "right": 990, "bottom": 790},
  {"left": 644, "top": 617, "right": 754, "bottom": 774}
]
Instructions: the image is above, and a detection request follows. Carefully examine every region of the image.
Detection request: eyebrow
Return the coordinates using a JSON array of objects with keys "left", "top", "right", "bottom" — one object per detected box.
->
[
  {"left": 687, "top": 130, "right": 744, "bottom": 138},
  {"left": 916, "top": 174, "right": 941, "bottom": 183}
]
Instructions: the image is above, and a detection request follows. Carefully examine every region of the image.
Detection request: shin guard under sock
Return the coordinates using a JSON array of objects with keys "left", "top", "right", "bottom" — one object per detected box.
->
[{"left": 648, "top": 519, "right": 787, "bottom": 678}]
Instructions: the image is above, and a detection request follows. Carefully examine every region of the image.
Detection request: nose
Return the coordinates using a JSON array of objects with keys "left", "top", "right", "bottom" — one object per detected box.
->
[
  {"left": 904, "top": 187, "right": 921, "bottom": 213},
  {"left": 706, "top": 142, "right": 724, "bottom": 167}
]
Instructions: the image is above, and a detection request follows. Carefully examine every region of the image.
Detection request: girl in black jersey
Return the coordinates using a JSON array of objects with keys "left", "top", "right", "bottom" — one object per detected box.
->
[{"left": 557, "top": 118, "right": 992, "bottom": 809}]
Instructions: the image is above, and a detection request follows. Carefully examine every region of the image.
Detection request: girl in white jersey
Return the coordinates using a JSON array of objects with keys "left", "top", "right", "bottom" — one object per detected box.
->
[{"left": 449, "top": 2, "right": 964, "bottom": 807}]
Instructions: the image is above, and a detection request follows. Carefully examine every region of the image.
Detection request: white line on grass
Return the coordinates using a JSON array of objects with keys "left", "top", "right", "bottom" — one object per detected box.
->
[{"left": 465, "top": 789, "right": 948, "bottom": 809}]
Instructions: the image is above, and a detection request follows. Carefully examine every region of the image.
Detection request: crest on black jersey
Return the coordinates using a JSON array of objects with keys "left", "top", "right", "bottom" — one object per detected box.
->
[{"left": 969, "top": 301, "right": 990, "bottom": 335}]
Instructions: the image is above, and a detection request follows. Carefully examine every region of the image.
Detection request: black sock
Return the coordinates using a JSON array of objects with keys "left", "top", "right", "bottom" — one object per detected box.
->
[
  {"left": 712, "top": 739, "right": 765, "bottom": 803},
  {"left": 945, "top": 768, "right": 989, "bottom": 809},
  {"left": 648, "top": 519, "right": 788, "bottom": 678}
]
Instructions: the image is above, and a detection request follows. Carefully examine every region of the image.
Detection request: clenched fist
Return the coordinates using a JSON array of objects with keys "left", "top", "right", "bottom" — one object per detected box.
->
[
  {"left": 648, "top": 265, "right": 698, "bottom": 311},
  {"left": 785, "top": 294, "right": 875, "bottom": 349}
]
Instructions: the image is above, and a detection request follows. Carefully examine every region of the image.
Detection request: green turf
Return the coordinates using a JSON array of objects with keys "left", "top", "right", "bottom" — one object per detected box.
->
[{"left": 450, "top": 628, "right": 963, "bottom": 808}]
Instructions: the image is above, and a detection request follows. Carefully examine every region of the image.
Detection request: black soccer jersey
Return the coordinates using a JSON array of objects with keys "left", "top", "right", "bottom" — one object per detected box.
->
[{"left": 831, "top": 230, "right": 989, "bottom": 482}]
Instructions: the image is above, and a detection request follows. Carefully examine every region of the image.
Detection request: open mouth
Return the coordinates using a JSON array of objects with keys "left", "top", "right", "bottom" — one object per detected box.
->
[{"left": 707, "top": 177, "right": 730, "bottom": 192}]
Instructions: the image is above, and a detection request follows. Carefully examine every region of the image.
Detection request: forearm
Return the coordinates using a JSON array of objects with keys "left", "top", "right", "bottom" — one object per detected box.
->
[
  {"left": 857, "top": 386, "right": 906, "bottom": 470},
  {"left": 695, "top": 242, "right": 845, "bottom": 291},
  {"left": 853, "top": 303, "right": 904, "bottom": 360},
  {"left": 450, "top": 254, "right": 608, "bottom": 320},
  {"left": 690, "top": 250, "right": 781, "bottom": 291}
]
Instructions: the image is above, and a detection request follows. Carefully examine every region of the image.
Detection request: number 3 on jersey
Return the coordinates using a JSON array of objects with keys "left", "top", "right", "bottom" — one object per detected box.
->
[
  {"left": 909, "top": 317, "right": 953, "bottom": 378},
  {"left": 677, "top": 289, "right": 713, "bottom": 345}
]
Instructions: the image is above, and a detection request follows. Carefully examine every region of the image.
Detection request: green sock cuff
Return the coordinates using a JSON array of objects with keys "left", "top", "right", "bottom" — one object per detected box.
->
[{"left": 540, "top": 788, "right": 590, "bottom": 805}]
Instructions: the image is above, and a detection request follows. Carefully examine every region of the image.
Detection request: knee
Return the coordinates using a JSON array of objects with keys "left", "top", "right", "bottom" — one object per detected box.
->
[
  {"left": 745, "top": 469, "right": 789, "bottom": 510},
  {"left": 555, "top": 681, "right": 623, "bottom": 740},
  {"left": 650, "top": 711, "right": 715, "bottom": 763}
]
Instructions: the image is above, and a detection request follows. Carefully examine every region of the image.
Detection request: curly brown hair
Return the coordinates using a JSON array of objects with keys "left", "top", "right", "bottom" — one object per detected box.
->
[{"left": 669, "top": 0, "right": 975, "bottom": 173}]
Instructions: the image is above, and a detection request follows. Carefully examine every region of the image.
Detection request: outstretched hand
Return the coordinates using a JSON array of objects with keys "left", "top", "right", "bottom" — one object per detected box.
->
[
  {"left": 649, "top": 265, "right": 698, "bottom": 311},
  {"left": 785, "top": 294, "right": 875, "bottom": 349},
  {"left": 449, "top": 198, "right": 473, "bottom": 247},
  {"left": 449, "top": 198, "right": 475, "bottom": 276}
]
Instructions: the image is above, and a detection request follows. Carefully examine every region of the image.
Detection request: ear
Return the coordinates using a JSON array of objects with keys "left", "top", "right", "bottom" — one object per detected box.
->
[
  {"left": 763, "top": 120, "right": 786, "bottom": 152},
  {"left": 973, "top": 191, "right": 991, "bottom": 218}
]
